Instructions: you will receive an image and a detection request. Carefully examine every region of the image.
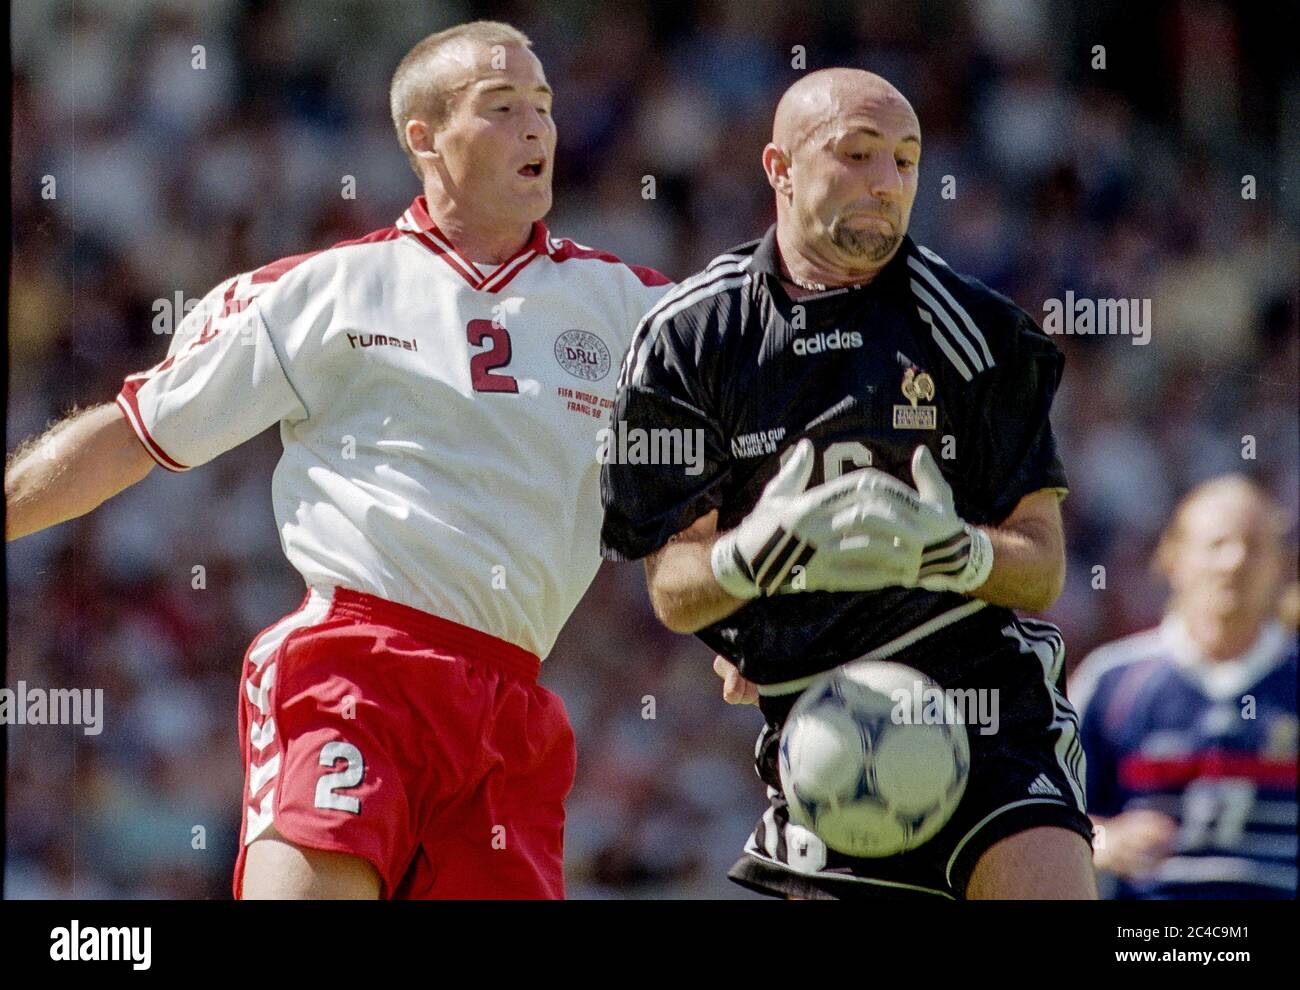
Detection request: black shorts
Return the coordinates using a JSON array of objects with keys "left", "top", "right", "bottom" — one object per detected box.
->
[{"left": 728, "top": 610, "right": 1094, "bottom": 900}]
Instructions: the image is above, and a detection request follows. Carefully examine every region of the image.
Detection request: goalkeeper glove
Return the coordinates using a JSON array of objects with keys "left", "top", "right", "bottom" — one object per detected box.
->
[
  {"left": 711, "top": 442, "right": 994, "bottom": 599},
  {"left": 711, "top": 440, "right": 929, "bottom": 598},
  {"left": 833, "top": 444, "right": 994, "bottom": 594}
]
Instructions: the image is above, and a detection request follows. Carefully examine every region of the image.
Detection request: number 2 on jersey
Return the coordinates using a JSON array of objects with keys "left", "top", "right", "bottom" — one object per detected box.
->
[{"left": 467, "top": 319, "right": 519, "bottom": 393}]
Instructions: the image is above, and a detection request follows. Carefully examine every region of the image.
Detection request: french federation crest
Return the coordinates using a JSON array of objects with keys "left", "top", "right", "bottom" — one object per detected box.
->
[{"left": 893, "top": 366, "right": 937, "bottom": 430}]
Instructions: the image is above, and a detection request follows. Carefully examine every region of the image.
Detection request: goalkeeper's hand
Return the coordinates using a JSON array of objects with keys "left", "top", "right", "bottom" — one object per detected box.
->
[
  {"left": 712, "top": 439, "right": 930, "bottom": 598},
  {"left": 710, "top": 441, "right": 993, "bottom": 599},
  {"left": 839, "top": 444, "right": 994, "bottom": 594}
]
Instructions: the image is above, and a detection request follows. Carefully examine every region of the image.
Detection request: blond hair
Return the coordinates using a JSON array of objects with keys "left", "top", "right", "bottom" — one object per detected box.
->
[{"left": 390, "top": 21, "right": 533, "bottom": 177}]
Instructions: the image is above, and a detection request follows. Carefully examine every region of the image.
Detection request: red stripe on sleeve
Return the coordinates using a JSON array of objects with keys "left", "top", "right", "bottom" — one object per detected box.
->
[{"left": 115, "top": 379, "right": 191, "bottom": 472}]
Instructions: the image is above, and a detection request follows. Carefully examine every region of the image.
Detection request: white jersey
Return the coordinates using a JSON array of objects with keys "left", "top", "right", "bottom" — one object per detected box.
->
[{"left": 117, "top": 196, "right": 672, "bottom": 659}]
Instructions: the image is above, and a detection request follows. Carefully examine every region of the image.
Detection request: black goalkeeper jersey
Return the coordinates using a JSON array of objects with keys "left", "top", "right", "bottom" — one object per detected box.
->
[{"left": 599, "top": 225, "right": 1069, "bottom": 686}]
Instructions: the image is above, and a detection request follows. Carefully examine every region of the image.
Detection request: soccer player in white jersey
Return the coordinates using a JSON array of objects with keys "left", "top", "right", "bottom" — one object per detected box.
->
[{"left": 5, "top": 21, "right": 670, "bottom": 899}]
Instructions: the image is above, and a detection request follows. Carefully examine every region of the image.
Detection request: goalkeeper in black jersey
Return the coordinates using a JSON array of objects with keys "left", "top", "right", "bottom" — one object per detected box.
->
[{"left": 600, "top": 68, "right": 1097, "bottom": 899}]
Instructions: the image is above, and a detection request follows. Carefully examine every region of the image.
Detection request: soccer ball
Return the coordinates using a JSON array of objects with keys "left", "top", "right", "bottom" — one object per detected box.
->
[{"left": 778, "top": 660, "right": 970, "bottom": 858}]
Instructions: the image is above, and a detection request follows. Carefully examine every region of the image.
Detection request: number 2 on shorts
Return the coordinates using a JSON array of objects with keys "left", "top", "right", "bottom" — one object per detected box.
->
[{"left": 314, "top": 740, "right": 364, "bottom": 814}]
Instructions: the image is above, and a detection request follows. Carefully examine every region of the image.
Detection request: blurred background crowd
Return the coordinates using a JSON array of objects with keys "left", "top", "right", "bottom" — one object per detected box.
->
[{"left": 6, "top": 0, "right": 1296, "bottom": 898}]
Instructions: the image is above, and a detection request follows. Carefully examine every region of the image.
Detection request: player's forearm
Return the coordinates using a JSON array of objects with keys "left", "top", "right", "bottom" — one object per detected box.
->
[
  {"left": 5, "top": 403, "right": 155, "bottom": 541},
  {"left": 969, "top": 517, "right": 1066, "bottom": 613},
  {"left": 645, "top": 535, "right": 748, "bottom": 634}
]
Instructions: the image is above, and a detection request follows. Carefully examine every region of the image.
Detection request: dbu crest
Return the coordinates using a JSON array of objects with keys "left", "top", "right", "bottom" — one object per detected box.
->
[{"left": 554, "top": 329, "right": 611, "bottom": 381}]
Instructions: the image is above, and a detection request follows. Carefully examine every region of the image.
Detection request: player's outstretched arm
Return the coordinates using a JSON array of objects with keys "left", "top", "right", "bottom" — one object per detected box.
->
[
  {"left": 805, "top": 445, "right": 1065, "bottom": 613},
  {"left": 644, "top": 509, "right": 748, "bottom": 634},
  {"left": 5, "top": 402, "right": 155, "bottom": 541},
  {"left": 645, "top": 439, "right": 902, "bottom": 631},
  {"left": 644, "top": 441, "right": 1068, "bottom": 631},
  {"left": 968, "top": 488, "right": 1066, "bottom": 613}
]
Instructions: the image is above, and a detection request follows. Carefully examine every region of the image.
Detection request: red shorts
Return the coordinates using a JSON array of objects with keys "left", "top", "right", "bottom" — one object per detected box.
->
[{"left": 232, "top": 587, "right": 576, "bottom": 899}]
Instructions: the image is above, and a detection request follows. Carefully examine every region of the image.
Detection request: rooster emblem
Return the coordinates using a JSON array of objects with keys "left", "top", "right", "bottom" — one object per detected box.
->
[{"left": 901, "top": 367, "right": 935, "bottom": 407}]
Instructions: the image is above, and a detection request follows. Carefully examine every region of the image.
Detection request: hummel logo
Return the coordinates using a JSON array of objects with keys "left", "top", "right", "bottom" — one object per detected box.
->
[
  {"left": 347, "top": 332, "right": 418, "bottom": 352},
  {"left": 1028, "top": 774, "right": 1062, "bottom": 797}
]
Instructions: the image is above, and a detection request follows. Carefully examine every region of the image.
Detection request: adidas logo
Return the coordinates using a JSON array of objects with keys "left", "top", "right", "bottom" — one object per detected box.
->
[
  {"left": 1028, "top": 774, "right": 1062, "bottom": 797},
  {"left": 792, "top": 329, "right": 864, "bottom": 355}
]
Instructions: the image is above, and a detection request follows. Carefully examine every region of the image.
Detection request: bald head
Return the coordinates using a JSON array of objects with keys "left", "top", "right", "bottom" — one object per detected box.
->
[
  {"left": 762, "top": 69, "right": 921, "bottom": 283},
  {"left": 772, "top": 69, "right": 918, "bottom": 151},
  {"left": 1157, "top": 475, "right": 1293, "bottom": 641}
]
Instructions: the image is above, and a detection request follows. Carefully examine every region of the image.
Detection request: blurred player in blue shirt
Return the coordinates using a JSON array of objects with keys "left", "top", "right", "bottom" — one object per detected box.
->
[{"left": 1071, "top": 475, "right": 1297, "bottom": 898}]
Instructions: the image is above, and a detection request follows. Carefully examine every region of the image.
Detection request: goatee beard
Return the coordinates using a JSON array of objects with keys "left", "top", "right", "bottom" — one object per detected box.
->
[{"left": 829, "top": 217, "right": 901, "bottom": 262}]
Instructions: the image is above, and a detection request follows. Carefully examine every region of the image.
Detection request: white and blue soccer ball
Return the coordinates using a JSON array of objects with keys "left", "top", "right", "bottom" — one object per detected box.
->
[{"left": 778, "top": 660, "right": 970, "bottom": 858}]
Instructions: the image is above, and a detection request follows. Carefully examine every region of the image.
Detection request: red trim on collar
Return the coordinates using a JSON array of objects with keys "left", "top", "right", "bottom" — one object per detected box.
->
[
  {"left": 400, "top": 196, "right": 551, "bottom": 293},
  {"left": 549, "top": 238, "right": 671, "bottom": 287}
]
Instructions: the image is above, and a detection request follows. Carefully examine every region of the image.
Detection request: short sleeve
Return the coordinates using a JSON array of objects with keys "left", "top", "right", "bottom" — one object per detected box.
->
[
  {"left": 116, "top": 283, "right": 307, "bottom": 471},
  {"left": 964, "top": 312, "right": 1068, "bottom": 523},
  {"left": 163, "top": 276, "right": 237, "bottom": 358},
  {"left": 599, "top": 315, "right": 731, "bottom": 561}
]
